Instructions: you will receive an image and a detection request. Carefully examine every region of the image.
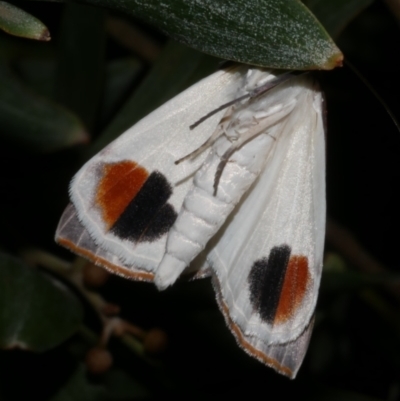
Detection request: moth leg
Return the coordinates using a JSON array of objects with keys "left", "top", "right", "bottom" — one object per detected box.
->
[
  {"left": 175, "top": 107, "right": 234, "bottom": 164},
  {"left": 213, "top": 101, "right": 296, "bottom": 195}
]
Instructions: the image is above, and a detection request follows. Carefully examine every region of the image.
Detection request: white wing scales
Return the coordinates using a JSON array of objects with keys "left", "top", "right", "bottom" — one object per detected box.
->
[
  {"left": 206, "top": 87, "right": 325, "bottom": 376},
  {"left": 55, "top": 67, "right": 326, "bottom": 378},
  {"left": 155, "top": 73, "right": 307, "bottom": 288},
  {"left": 56, "top": 203, "right": 154, "bottom": 280},
  {"left": 67, "top": 68, "right": 243, "bottom": 273}
]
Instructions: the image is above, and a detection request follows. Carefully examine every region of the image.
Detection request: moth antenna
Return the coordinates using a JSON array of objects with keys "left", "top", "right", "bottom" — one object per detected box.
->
[
  {"left": 190, "top": 71, "right": 298, "bottom": 130},
  {"left": 190, "top": 93, "right": 250, "bottom": 130},
  {"left": 248, "top": 70, "right": 297, "bottom": 97},
  {"left": 175, "top": 126, "right": 225, "bottom": 165},
  {"left": 212, "top": 98, "right": 297, "bottom": 195}
]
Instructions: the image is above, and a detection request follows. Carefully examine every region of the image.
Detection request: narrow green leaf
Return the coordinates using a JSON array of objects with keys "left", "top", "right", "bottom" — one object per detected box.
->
[
  {"left": 0, "top": 30, "right": 56, "bottom": 60},
  {"left": 82, "top": 0, "right": 343, "bottom": 69},
  {"left": 0, "top": 252, "right": 84, "bottom": 352},
  {"left": 304, "top": 0, "right": 374, "bottom": 38},
  {"left": 0, "top": 1, "right": 50, "bottom": 41},
  {"left": 0, "top": 62, "right": 88, "bottom": 152}
]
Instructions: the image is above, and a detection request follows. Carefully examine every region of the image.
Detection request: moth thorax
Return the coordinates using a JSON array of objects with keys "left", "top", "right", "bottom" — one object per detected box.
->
[{"left": 244, "top": 69, "right": 276, "bottom": 92}]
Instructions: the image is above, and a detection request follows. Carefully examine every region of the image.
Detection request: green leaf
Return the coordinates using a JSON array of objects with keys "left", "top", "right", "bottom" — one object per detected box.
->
[
  {"left": 0, "top": 62, "right": 88, "bottom": 152},
  {"left": 82, "top": 0, "right": 342, "bottom": 70},
  {"left": 0, "top": 1, "right": 50, "bottom": 41},
  {"left": 0, "top": 252, "right": 84, "bottom": 352},
  {"left": 304, "top": 0, "right": 374, "bottom": 38}
]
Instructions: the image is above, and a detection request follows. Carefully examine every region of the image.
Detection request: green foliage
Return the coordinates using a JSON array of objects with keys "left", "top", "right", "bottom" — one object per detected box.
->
[
  {"left": 83, "top": 0, "right": 342, "bottom": 70},
  {"left": 0, "top": 1, "right": 50, "bottom": 41},
  {"left": 303, "top": 0, "right": 374, "bottom": 38},
  {"left": 0, "top": 252, "right": 83, "bottom": 352},
  {"left": 0, "top": 62, "right": 88, "bottom": 152}
]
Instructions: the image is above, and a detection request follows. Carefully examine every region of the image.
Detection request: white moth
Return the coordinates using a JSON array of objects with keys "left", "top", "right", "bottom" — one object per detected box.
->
[{"left": 56, "top": 66, "right": 326, "bottom": 378}]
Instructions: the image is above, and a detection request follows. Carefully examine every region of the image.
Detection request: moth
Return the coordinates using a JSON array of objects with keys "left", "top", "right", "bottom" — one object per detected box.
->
[{"left": 56, "top": 66, "right": 326, "bottom": 378}]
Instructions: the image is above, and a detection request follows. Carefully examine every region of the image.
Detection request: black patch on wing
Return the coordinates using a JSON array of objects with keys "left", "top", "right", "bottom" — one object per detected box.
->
[
  {"left": 111, "top": 171, "right": 177, "bottom": 242},
  {"left": 248, "top": 244, "right": 291, "bottom": 324}
]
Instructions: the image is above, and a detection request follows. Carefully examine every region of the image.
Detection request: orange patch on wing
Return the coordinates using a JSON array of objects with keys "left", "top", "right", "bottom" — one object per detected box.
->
[
  {"left": 274, "top": 255, "right": 310, "bottom": 324},
  {"left": 95, "top": 161, "right": 148, "bottom": 227}
]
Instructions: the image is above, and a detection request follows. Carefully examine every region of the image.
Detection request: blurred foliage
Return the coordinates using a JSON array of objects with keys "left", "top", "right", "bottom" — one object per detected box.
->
[
  {"left": 0, "top": 61, "right": 89, "bottom": 151},
  {"left": 0, "top": 252, "right": 83, "bottom": 352},
  {"left": 0, "top": 0, "right": 399, "bottom": 400},
  {"left": 302, "top": 0, "right": 374, "bottom": 38},
  {"left": 0, "top": 1, "right": 50, "bottom": 41}
]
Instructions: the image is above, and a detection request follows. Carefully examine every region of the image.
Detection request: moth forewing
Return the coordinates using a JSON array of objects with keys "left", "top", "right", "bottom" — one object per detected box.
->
[{"left": 68, "top": 68, "right": 243, "bottom": 273}]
